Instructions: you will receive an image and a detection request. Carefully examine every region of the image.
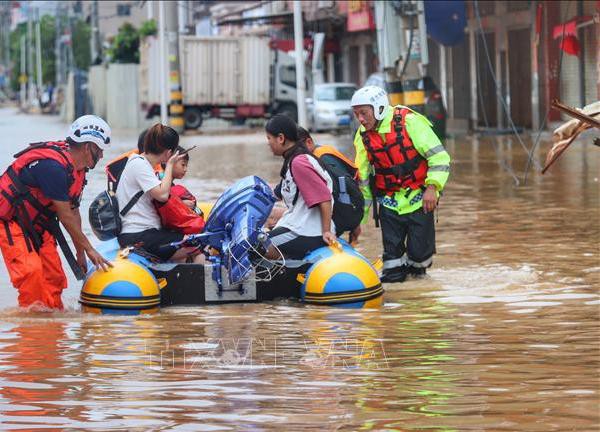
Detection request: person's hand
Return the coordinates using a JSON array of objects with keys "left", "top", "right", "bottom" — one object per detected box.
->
[
  {"left": 165, "top": 150, "right": 186, "bottom": 167},
  {"left": 86, "top": 247, "right": 113, "bottom": 272},
  {"left": 323, "top": 231, "right": 336, "bottom": 246},
  {"left": 76, "top": 248, "right": 87, "bottom": 273},
  {"left": 182, "top": 199, "right": 196, "bottom": 209},
  {"left": 422, "top": 185, "right": 438, "bottom": 213},
  {"left": 349, "top": 225, "right": 362, "bottom": 244}
]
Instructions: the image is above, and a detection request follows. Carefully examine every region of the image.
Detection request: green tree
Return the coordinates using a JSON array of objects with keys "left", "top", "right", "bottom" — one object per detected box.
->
[
  {"left": 40, "top": 15, "right": 57, "bottom": 85},
  {"left": 71, "top": 18, "right": 91, "bottom": 70},
  {"left": 107, "top": 23, "right": 139, "bottom": 63},
  {"left": 8, "top": 15, "right": 91, "bottom": 92},
  {"left": 9, "top": 22, "right": 27, "bottom": 92},
  {"left": 139, "top": 19, "right": 157, "bottom": 38}
]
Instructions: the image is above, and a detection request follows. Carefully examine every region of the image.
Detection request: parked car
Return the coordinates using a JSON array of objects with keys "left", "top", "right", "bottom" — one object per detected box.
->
[
  {"left": 364, "top": 73, "right": 447, "bottom": 139},
  {"left": 307, "top": 83, "right": 357, "bottom": 132}
]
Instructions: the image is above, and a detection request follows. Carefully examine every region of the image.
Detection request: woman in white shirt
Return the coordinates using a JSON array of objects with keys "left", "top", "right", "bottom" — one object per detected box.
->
[{"left": 116, "top": 123, "right": 195, "bottom": 261}]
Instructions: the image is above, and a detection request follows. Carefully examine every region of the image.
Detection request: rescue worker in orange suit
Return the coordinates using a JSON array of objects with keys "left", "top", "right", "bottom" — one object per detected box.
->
[
  {"left": 351, "top": 86, "right": 451, "bottom": 283},
  {"left": 0, "top": 115, "right": 113, "bottom": 310}
]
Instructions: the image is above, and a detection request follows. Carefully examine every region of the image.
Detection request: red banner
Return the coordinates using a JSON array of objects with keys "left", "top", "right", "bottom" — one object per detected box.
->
[{"left": 347, "top": 1, "right": 375, "bottom": 32}]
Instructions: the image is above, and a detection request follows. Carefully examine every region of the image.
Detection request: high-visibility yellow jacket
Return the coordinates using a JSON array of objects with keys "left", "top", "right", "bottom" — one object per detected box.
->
[{"left": 353, "top": 105, "right": 451, "bottom": 218}]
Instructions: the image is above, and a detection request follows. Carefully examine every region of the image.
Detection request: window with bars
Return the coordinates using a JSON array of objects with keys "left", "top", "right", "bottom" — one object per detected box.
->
[{"left": 117, "top": 4, "right": 131, "bottom": 16}]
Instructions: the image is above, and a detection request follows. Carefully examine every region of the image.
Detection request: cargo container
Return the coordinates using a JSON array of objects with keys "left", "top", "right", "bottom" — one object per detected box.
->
[{"left": 139, "top": 35, "right": 303, "bottom": 129}]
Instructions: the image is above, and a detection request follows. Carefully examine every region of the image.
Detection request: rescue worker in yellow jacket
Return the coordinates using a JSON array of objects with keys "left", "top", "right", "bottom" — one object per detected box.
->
[{"left": 350, "top": 86, "right": 450, "bottom": 282}]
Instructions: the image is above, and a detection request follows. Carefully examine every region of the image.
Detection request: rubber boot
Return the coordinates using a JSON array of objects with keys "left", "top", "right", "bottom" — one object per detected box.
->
[
  {"left": 408, "top": 266, "right": 427, "bottom": 278},
  {"left": 381, "top": 265, "right": 409, "bottom": 283}
]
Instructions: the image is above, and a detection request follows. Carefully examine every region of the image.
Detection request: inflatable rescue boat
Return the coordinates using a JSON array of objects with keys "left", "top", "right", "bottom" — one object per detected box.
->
[{"left": 80, "top": 176, "right": 383, "bottom": 313}]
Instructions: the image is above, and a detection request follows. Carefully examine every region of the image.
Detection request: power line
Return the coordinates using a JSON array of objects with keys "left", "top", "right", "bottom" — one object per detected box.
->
[
  {"left": 523, "top": 1, "right": 571, "bottom": 184},
  {"left": 473, "top": 0, "right": 540, "bottom": 178},
  {"left": 474, "top": 19, "right": 520, "bottom": 186}
]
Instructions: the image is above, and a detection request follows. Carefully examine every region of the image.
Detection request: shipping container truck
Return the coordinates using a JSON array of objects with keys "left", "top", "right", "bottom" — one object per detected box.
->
[{"left": 139, "top": 35, "right": 306, "bottom": 129}]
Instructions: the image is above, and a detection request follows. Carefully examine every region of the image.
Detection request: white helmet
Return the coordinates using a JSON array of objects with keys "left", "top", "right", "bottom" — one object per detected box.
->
[
  {"left": 351, "top": 86, "right": 390, "bottom": 121},
  {"left": 68, "top": 115, "right": 111, "bottom": 149}
]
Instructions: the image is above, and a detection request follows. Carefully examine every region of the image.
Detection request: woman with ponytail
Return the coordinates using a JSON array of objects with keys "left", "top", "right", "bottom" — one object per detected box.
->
[
  {"left": 115, "top": 123, "right": 199, "bottom": 261},
  {"left": 265, "top": 115, "right": 336, "bottom": 259}
]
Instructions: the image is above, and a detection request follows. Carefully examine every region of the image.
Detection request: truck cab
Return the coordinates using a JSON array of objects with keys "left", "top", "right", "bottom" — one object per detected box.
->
[{"left": 271, "top": 49, "right": 312, "bottom": 122}]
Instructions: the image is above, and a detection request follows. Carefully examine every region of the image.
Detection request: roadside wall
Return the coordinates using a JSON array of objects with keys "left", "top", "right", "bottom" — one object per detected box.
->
[
  {"left": 106, "top": 64, "right": 140, "bottom": 129},
  {"left": 61, "top": 72, "right": 75, "bottom": 123},
  {"left": 88, "top": 65, "right": 107, "bottom": 119}
]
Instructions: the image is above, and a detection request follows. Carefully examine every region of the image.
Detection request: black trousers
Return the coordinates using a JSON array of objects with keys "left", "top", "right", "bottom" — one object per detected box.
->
[
  {"left": 118, "top": 229, "right": 184, "bottom": 261},
  {"left": 268, "top": 226, "right": 327, "bottom": 260},
  {"left": 379, "top": 206, "right": 435, "bottom": 270}
]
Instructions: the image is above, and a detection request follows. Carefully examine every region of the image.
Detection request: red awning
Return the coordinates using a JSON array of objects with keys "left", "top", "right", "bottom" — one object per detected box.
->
[
  {"left": 552, "top": 15, "right": 594, "bottom": 57},
  {"left": 552, "top": 15, "right": 593, "bottom": 39}
]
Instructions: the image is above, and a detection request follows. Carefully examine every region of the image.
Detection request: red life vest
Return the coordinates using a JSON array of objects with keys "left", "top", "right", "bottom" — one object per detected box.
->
[
  {"left": 171, "top": 184, "right": 196, "bottom": 205},
  {"left": 360, "top": 107, "right": 428, "bottom": 195},
  {"left": 154, "top": 193, "right": 205, "bottom": 235},
  {"left": 0, "top": 141, "right": 87, "bottom": 232}
]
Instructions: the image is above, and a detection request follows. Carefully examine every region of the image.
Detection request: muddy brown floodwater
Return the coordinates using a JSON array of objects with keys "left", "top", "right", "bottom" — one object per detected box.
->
[{"left": 0, "top": 107, "right": 598, "bottom": 430}]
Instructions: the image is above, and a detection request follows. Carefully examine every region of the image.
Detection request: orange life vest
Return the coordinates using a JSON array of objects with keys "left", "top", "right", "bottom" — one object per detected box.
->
[
  {"left": 105, "top": 149, "right": 163, "bottom": 191},
  {"left": 0, "top": 141, "right": 86, "bottom": 231},
  {"left": 313, "top": 145, "right": 357, "bottom": 172},
  {"left": 361, "top": 107, "right": 428, "bottom": 195}
]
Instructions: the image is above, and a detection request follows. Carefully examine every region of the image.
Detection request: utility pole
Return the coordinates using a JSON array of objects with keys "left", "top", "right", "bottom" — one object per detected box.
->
[
  {"left": 178, "top": 1, "right": 187, "bottom": 34},
  {"left": 55, "top": 2, "right": 62, "bottom": 86},
  {"left": 5, "top": 7, "right": 10, "bottom": 71},
  {"left": 166, "top": 0, "right": 184, "bottom": 131},
  {"left": 35, "top": 8, "right": 42, "bottom": 94},
  {"left": 27, "top": 7, "right": 33, "bottom": 106},
  {"left": 577, "top": 0, "right": 586, "bottom": 107},
  {"left": 1, "top": 2, "right": 10, "bottom": 82},
  {"left": 68, "top": 3, "right": 74, "bottom": 73},
  {"left": 374, "top": 0, "right": 427, "bottom": 111},
  {"left": 416, "top": 1, "right": 428, "bottom": 75},
  {"left": 312, "top": 32, "right": 325, "bottom": 86},
  {"left": 158, "top": 1, "right": 167, "bottom": 125},
  {"left": 293, "top": 0, "right": 307, "bottom": 127},
  {"left": 90, "top": 0, "right": 100, "bottom": 65},
  {"left": 20, "top": 35, "right": 26, "bottom": 109},
  {"left": 147, "top": 0, "right": 154, "bottom": 20}
]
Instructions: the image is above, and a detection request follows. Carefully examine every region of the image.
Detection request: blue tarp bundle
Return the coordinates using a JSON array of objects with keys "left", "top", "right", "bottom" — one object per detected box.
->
[{"left": 425, "top": 0, "right": 467, "bottom": 46}]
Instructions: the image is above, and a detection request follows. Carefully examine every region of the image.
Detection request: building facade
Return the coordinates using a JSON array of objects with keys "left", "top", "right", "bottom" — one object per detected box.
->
[
  {"left": 428, "top": 0, "right": 598, "bottom": 131},
  {"left": 88, "top": 0, "right": 598, "bottom": 132},
  {"left": 87, "top": 1, "right": 147, "bottom": 40}
]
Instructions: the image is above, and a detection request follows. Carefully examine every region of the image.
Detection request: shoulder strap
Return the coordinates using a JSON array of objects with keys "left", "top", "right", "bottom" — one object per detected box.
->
[
  {"left": 287, "top": 155, "right": 301, "bottom": 206},
  {"left": 289, "top": 153, "right": 328, "bottom": 206},
  {"left": 15, "top": 142, "right": 73, "bottom": 171},
  {"left": 13, "top": 142, "right": 52, "bottom": 158},
  {"left": 45, "top": 218, "right": 86, "bottom": 280},
  {"left": 119, "top": 190, "right": 144, "bottom": 216}
]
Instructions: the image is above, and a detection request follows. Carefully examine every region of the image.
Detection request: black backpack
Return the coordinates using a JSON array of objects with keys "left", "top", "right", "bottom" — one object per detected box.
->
[
  {"left": 88, "top": 190, "right": 143, "bottom": 241},
  {"left": 291, "top": 152, "right": 364, "bottom": 234},
  {"left": 90, "top": 153, "right": 146, "bottom": 241}
]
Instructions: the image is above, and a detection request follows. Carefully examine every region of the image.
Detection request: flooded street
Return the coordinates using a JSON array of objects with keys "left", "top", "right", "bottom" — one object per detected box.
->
[{"left": 0, "top": 107, "right": 598, "bottom": 430}]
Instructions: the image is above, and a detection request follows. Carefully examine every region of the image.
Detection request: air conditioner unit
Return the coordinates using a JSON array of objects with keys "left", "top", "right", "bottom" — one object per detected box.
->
[
  {"left": 270, "top": 1, "right": 287, "bottom": 14},
  {"left": 317, "top": 0, "right": 335, "bottom": 8}
]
